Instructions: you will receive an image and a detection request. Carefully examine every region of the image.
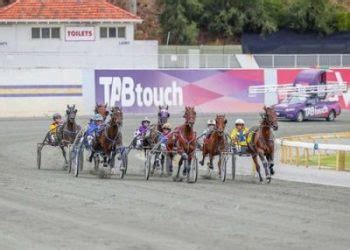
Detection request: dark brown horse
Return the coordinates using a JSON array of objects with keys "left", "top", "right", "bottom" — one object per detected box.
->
[
  {"left": 94, "top": 106, "right": 123, "bottom": 168},
  {"left": 200, "top": 114, "right": 228, "bottom": 176},
  {"left": 157, "top": 105, "right": 170, "bottom": 132},
  {"left": 57, "top": 105, "right": 81, "bottom": 167},
  {"left": 167, "top": 106, "right": 197, "bottom": 181},
  {"left": 143, "top": 105, "right": 171, "bottom": 149},
  {"left": 248, "top": 106, "right": 278, "bottom": 183}
]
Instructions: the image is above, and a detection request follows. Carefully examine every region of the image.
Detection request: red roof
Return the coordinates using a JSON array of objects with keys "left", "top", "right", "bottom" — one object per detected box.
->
[{"left": 0, "top": 0, "right": 141, "bottom": 22}]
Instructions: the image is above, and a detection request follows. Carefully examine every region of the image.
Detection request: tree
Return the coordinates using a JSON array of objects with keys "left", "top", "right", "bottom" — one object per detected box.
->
[
  {"left": 286, "top": 0, "right": 340, "bottom": 35},
  {"left": 158, "top": 0, "right": 202, "bottom": 44}
]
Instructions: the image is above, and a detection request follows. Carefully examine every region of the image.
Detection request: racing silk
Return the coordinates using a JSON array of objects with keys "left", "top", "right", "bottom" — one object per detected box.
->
[
  {"left": 49, "top": 122, "right": 62, "bottom": 135},
  {"left": 159, "top": 132, "right": 170, "bottom": 144},
  {"left": 86, "top": 122, "right": 101, "bottom": 136},
  {"left": 135, "top": 125, "right": 149, "bottom": 137},
  {"left": 230, "top": 127, "right": 249, "bottom": 146}
]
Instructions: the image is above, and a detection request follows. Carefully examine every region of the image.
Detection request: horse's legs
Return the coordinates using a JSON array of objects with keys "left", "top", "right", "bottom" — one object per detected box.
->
[
  {"left": 60, "top": 146, "right": 68, "bottom": 166},
  {"left": 252, "top": 155, "right": 263, "bottom": 182},
  {"left": 209, "top": 155, "right": 214, "bottom": 170},
  {"left": 103, "top": 155, "right": 108, "bottom": 167},
  {"left": 218, "top": 155, "right": 221, "bottom": 176},
  {"left": 266, "top": 153, "right": 275, "bottom": 175},
  {"left": 258, "top": 153, "right": 270, "bottom": 181},
  {"left": 200, "top": 151, "right": 206, "bottom": 166}
]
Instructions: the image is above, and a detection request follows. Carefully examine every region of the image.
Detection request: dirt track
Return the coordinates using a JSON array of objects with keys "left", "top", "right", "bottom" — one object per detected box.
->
[{"left": 1, "top": 113, "right": 350, "bottom": 250}]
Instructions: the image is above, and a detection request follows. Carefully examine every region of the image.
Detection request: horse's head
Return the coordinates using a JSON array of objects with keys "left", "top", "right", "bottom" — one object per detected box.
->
[
  {"left": 261, "top": 106, "right": 278, "bottom": 130},
  {"left": 66, "top": 104, "right": 77, "bottom": 123},
  {"left": 110, "top": 106, "right": 123, "bottom": 127},
  {"left": 158, "top": 105, "right": 170, "bottom": 125},
  {"left": 95, "top": 103, "right": 108, "bottom": 118},
  {"left": 215, "top": 114, "right": 227, "bottom": 134},
  {"left": 183, "top": 106, "right": 196, "bottom": 127}
]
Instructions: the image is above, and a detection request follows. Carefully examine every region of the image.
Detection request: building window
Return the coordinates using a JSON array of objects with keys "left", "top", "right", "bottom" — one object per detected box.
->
[
  {"left": 100, "top": 27, "right": 126, "bottom": 38},
  {"left": 51, "top": 28, "right": 60, "bottom": 39},
  {"left": 31, "top": 27, "right": 60, "bottom": 39},
  {"left": 118, "top": 27, "right": 126, "bottom": 38},
  {"left": 42, "top": 28, "right": 50, "bottom": 39},
  {"left": 32, "top": 28, "right": 40, "bottom": 39},
  {"left": 100, "top": 27, "right": 107, "bottom": 38},
  {"left": 109, "top": 27, "right": 116, "bottom": 38}
]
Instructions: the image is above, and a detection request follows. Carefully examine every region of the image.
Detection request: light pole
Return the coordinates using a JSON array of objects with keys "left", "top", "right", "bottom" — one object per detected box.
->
[{"left": 130, "top": 0, "right": 137, "bottom": 15}]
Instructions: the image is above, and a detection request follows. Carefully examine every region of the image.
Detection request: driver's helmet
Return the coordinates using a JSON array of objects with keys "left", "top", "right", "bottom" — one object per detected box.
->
[
  {"left": 235, "top": 118, "right": 245, "bottom": 125},
  {"left": 142, "top": 117, "right": 151, "bottom": 124},
  {"left": 162, "top": 123, "right": 171, "bottom": 130},
  {"left": 207, "top": 119, "right": 216, "bottom": 126},
  {"left": 93, "top": 114, "right": 104, "bottom": 122},
  {"left": 53, "top": 113, "right": 62, "bottom": 120}
]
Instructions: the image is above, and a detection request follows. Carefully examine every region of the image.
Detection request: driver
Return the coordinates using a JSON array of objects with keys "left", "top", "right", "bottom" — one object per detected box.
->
[
  {"left": 49, "top": 113, "right": 63, "bottom": 144},
  {"left": 133, "top": 117, "right": 151, "bottom": 149},
  {"left": 230, "top": 118, "right": 249, "bottom": 154}
]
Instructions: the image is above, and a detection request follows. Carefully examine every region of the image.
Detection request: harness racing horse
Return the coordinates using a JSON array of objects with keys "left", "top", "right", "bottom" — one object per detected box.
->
[
  {"left": 248, "top": 106, "right": 278, "bottom": 183},
  {"left": 57, "top": 105, "right": 81, "bottom": 167},
  {"left": 95, "top": 103, "right": 109, "bottom": 121},
  {"left": 94, "top": 106, "right": 123, "bottom": 170},
  {"left": 143, "top": 105, "right": 171, "bottom": 148},
  {"left": 167, "top": 106, "right": 197, "bottom": 182},
  {"left": 157, "top": 105, "right": 170, "bottom": 132},
  {"left": 200, "top": 114, "right": 228, "bottom": 177}
]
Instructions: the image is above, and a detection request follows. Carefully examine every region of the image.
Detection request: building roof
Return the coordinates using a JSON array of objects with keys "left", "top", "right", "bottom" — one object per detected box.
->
[{"left": 0, "top": 0, "right": 142, "bottom": 23}]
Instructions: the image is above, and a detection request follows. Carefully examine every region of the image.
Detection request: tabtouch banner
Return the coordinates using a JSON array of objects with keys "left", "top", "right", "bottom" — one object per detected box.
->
[{"left": 95, "top": 70, "right": 265, "bottom": 113}]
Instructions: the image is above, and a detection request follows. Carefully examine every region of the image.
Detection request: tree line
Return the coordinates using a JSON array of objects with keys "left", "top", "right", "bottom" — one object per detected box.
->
[{"left": 158, "top": 0, "right": 350, "bottom": 44}]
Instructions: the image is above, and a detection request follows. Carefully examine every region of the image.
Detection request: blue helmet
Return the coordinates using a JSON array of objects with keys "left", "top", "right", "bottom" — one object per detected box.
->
[{"left": 92, "top": 114, "right": 104, "bottom": 121}]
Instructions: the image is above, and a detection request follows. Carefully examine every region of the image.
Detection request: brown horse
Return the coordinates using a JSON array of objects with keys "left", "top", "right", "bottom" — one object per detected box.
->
[
  {"left": 200, "top": 114, "right": 228, "bottom": 176},
  {"left": 57, "top": 105, "right": 81, "bottom": 167},
  {"left": 95, "top": 103, "right": 109, "bottom": 121},
  {"left": 167, "top": 106, "right": 197, "bottom": 181},
  {"left": 248, "top": 106, "right": 278, "bottom": 183},
  {"left": 94, "top": 106, "right": 123, "bottom": 168}
]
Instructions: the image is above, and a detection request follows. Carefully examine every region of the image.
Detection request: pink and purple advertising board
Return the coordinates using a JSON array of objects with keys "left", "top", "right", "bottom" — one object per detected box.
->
[
  {"left": 95, "top": 69, "right": 350, "bottom": 113},
  {"left": 95, "top": 69, "right": 265, "bottom": 113}
]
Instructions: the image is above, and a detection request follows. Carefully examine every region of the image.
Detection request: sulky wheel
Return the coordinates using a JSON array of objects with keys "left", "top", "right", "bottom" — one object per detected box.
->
[
  {"left": 231, "top": 154, "right": 236, "bottom": 181},
  {"left": 145, "top": 151, "right": 153, "bottom": 180},
  {"left": 119, "top": 149, "right": 128, "bottom": 179},
  {"left": 220, "top": 153, "right": 228, "bottom": 182},
  {"left": 37, "top": 143, "right": 43, "bottom": 170},
  {"left": 188, "top": 156, "right": 198, "bottom": 183}
]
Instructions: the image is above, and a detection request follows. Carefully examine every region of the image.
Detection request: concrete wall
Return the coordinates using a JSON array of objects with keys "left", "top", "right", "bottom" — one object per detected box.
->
[{"left": 0, "top": 68, "right": 90, "bottom": 117}]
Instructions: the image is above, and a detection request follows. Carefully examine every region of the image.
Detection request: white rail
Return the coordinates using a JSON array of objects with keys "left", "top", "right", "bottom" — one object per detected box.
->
[{"left": 275, "top": 138, "right": 350, "bottom": 152}]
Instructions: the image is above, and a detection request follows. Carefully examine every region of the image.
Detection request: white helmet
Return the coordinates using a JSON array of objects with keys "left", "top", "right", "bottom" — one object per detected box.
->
[
  {"left": 142, "top": 117, "right": 151, "bottom": 123},
  {"left": 235, "top": 118, "right": 245, "bottom": 125},
  {"left": 207, "top": 119, "right": 216, "bottom": 125}
]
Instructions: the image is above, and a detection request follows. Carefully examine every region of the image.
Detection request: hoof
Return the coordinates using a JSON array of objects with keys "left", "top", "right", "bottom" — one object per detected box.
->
[
  {"left": 270, "top": 168, "right": 275, "bottom": 175},
  {"left": 172, "top": 176, "right": 183, "bottom": 182},
  {"left": 199, "top": 160, "right": 204, "bottom": 166},
  {"left": 266, "top": 176, "right": 272, "bottom": 183}
]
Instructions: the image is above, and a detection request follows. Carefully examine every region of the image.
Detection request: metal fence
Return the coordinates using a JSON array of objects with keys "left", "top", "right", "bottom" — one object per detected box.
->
[
  {"left": 158, "top": 54, "right": 350, "bottom": 68},
  {"left": 1, "top": 52, "right": 350, "bottom": 69},
  {"left": 254, "top": 54, "right": 350, "bottom": 68}
]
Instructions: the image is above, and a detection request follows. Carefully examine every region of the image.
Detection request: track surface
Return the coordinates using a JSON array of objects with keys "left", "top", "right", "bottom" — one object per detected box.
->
[{"left": 1, "top": 112, "right": 350, "bottom": 250}]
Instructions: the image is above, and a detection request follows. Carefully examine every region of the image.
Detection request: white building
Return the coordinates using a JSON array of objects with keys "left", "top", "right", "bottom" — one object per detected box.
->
[
  {"left": 0, "top": 0, "right": 158, "bottom": 68},
  {"left": 0, "top": 0, "right": 158, "bottom": 117}
]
